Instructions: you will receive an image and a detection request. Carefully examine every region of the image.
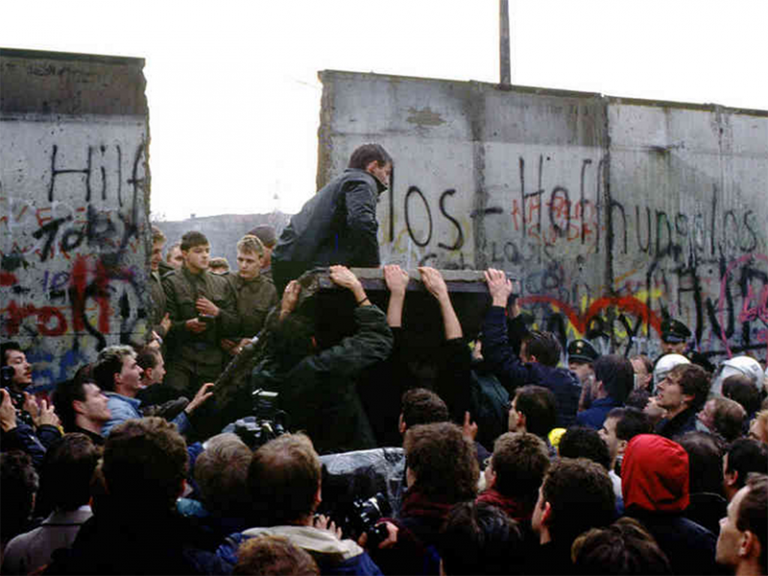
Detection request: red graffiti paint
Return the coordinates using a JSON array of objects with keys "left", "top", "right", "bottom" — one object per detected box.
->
[
  {"left": 69, "top": 255, "right": 112, "bottom": 334},
  {"left": 0, "top": 271, "right": 17, "bottom": 286},
  {"left": 2, "top": 301, "right": 68, "bottom": 337},
  {"left": 519, "top": 294, "right": 662, "bottom": 337}
]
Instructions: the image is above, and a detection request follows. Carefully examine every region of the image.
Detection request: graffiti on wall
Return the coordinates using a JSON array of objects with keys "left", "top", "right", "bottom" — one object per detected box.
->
[
  {"left": 1, "top": 134, "right": 150, "bottom": 388},
  {"left": 379, "top": 150, "right": 767, "bottom": 363}
]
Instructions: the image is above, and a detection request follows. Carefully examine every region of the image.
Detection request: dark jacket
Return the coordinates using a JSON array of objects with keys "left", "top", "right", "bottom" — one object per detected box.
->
[
  {"left": 252, "top": 305, "right": 393, "bottom": 455},
  {"left": 481, "top": 306, "right": 580, "bottom": 428},
  {"left": 655, "top": 406, "right": 698, "bottom": 439},
  {"left": 0, "top": 422, "right": 50, "bottom": 468},
  {"left": 576, "top": 396, "right": 622, "bottom": 430},
  {"left": 272, "top": 169, "right": 386, "bottom": 292},
  {"left": 45, "top": 508, "right": 229, "bottom": 575}
]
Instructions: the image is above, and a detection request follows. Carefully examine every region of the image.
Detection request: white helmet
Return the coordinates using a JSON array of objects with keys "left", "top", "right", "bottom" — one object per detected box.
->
[
  {"left": 653, "top": 354, "right": 690, "bottom": 388},
  {"left": 711, "top": 355, "right": 763, "bottom": 396}
]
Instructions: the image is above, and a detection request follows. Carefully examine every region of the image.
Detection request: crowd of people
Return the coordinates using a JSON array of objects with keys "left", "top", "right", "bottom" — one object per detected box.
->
[{"left": 1, "top": 143, "right": 768, "bottom": 575}]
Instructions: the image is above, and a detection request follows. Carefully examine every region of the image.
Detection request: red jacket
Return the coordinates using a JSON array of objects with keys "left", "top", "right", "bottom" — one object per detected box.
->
[{"left": 622, "top": 434, "right": 689, "bottom": 512}]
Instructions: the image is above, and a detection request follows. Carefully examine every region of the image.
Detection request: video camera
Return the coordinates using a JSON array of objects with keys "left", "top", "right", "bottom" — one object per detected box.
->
[
  {"left": 231, "top": 389, "right": 288, "bottom": 449},
  {"left": 332, "top": 492, "right": 391, "bottom": 548}
]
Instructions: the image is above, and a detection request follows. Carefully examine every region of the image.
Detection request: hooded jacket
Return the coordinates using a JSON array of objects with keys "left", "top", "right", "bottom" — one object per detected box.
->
[
  {"left": 622, "top": 434, "right": 690, "bottom": 513},
  {"left": 622, "top": 434, "right": 718, "bottom": 575}
]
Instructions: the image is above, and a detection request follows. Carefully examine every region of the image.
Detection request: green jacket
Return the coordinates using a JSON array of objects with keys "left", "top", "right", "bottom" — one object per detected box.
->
[
  {"left": 163, "top": 267, "right": 239, "bottom": 368},
  {"left": 251, "top": 305, "right": 393, "bottom": 455},
  {"left": 224, "top": 273, "right": 279, "bottom": 339}
]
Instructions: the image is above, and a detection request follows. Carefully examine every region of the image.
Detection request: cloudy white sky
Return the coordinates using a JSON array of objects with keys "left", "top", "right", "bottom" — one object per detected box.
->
[{"left": 2, "top": 1, "right": 766, "bottom": 220}]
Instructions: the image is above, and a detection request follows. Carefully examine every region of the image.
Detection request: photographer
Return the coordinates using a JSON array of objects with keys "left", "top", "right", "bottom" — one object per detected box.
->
[
  {"left": 1, "top": 343, "right": 61, "bottom": 463},
  {"left": 217, "top": 433, "right": 390, "bottom": 575}
]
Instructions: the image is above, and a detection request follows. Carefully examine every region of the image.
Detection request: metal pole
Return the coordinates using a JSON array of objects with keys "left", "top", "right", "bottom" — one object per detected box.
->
[{"left": 499, "top": 0, "right": 511, "bottom": 87}]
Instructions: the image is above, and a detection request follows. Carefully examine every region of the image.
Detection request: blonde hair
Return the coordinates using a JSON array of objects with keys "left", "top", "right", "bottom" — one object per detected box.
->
[{"left": 237, "top": 234, "right": 265, "bottom": 257}]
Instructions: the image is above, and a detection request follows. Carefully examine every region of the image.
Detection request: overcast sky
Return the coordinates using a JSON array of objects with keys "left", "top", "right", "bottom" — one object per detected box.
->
[{"left": 3, "top": 1, "right": 766, "bottom": 220}]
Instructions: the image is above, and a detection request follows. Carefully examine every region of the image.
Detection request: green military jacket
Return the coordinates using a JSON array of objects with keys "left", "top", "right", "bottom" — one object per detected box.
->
[
  {"left": 224, "top": 273, "right": 279, "bottom": 339},
  {"left": 149, "top": 270, "right": 167, "bottom": 337},
  {"left": 162, "top": 266, "right": 239, "bottom": 367}
]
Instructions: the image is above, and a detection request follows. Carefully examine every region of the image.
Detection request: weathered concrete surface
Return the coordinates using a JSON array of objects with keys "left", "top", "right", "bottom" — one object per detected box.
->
[
  {"left": 1, "top": 48, "right": 150, "bottom": 390},
  {"left": 318, "top": 70, "right": 768, "bottom": 363}
]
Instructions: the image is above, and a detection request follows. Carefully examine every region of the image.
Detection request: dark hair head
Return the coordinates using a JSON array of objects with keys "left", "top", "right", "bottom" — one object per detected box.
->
[
  {"left": 514, "top": 385, "right": 557, "bottom": 438},
  {"left": 737, "top": 473, "right": 768, "bottom": 571},
  {"left": 676, "top": 431, "right": 725, "bottom": 495},
  {"left": 439, "top": 501, "right": 526, "bottom": 575},
  {"left": 0, "top": 450, "right": 39, "bottom": 542},
  {"left": 541, "top": 457, "right": 616, "bottom": 545},
  {"left": 234, "top": 535, "right": 319, "bottom": 576},
  {"left": 491, "top": 432, "right": 550, "bottom": 504},
  {"left": 614, "top": 407, "right": 653, "bottom": 442},
  {"left": 558, "top": 426, "right": 612, "bottom": 471},
  {"left": 93, "top": 345, "right": 134, "bottom": 392},
  {"left": 103, "top": 417, "right": 188, "bottom": 510},
  {"left": 136, "top": 346, "right": 161, "bottom": 372},
  {"left": 180, "top": 230, "right": 209, "bottom": 252},
  {"left": 401, "top": 388, "right": 449, "bottom": 429},
  {"left": 53, "top": 377, "right": 89, "bottom": 432},
  {"left": 348, "top": 143, "right": 392, "bottom": 171},
  {"left": 723, "top": 374, "right": 762, "bottom": 416},
  {"left": 624, "top": 388, "right": 651, "bottom": 410},
  {"left": 0, "top": 341, "right": 22, "bottom": 368},
  {"left": 404, "top": 422, "right": 479, "bottom": 504},
  {"left": 272, "top": 313, "right": 315, "bottom": 370},
  {"left": 208, "top": 257, "right": 230, "bottom": 272},
  {"left": 38, "top": 433, "right": 101, "bottom": 511},
  {"left": 725, "top": 438, "right": 768, "bottom": 490},
  {"left": 522, "top": 331, "right": 561, "bottom": 367},
  {"left": 669, "top": 364, "right": 712, "bottom": 411},
  {"left": 594, "top": 355, "right": 634, "bottom": 404},
  {"left": 571, "top": 516, "right": 672, "bottom": 575},
  {"left": 248, "top": 433, "right": 320, "bottom": 526}
]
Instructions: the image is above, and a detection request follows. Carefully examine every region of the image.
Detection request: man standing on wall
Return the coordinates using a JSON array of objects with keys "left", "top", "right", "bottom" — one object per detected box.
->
[
  {"left": 162, "top": 231, "right": 239, "bottom": 399},
  {"left": 271, "top": 143, "right": 393, "bottom": 294}
]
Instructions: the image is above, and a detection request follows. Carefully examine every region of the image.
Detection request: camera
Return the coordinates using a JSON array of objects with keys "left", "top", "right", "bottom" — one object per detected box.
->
[
  {"left": 231, "top": 389, "right": 288, "bottom": 449},
  {"left": 333, "top": 492, "right": 391, "bottom": 547},
  {"left": 1, "top": 365, "right": 34, "bottom": 427}
]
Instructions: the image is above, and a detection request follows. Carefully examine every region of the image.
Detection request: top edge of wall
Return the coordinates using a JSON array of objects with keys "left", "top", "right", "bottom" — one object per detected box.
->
[
  {"left": 319, "top": 69, "right": 768, "bottom": 117},
  {"left": 0, "top": 47, "right": 144, "bottom": 66}
]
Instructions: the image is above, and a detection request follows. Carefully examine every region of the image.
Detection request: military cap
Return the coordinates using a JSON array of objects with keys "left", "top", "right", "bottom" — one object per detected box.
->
[
  {"left": 567, "top": 339, "right": 599, "bottom": 363},
  {"left": 661, "top": 319, "right": 691, "bottom": 343}
]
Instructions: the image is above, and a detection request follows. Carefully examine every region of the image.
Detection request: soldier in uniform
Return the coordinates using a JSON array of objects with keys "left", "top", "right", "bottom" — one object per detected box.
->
[
  {"left": 659, "top": 318, "right": 691, "bottom": 357},
  {"left": 220, "top": 234, "right": 279, "bottom": 357},
  {"left": 657, "top": 318, "right": 715, "bottom": 373},
  {"left": 567, "top": 339, "right": 600, "bottom": 412},
  {"left": 162, "top": 231, "right": 239, "bottom": 398},
  {"left": 149, "top": 226, "right": 171, "bottom": 343}
]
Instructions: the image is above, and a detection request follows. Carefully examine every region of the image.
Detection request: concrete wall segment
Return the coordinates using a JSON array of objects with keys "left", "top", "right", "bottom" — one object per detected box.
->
[
  {"left": 319, "top": 70, "right": 768, "bottom": 363},
  {"left": 1, "top": 49, "right": 150, "bottom": 391}
]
